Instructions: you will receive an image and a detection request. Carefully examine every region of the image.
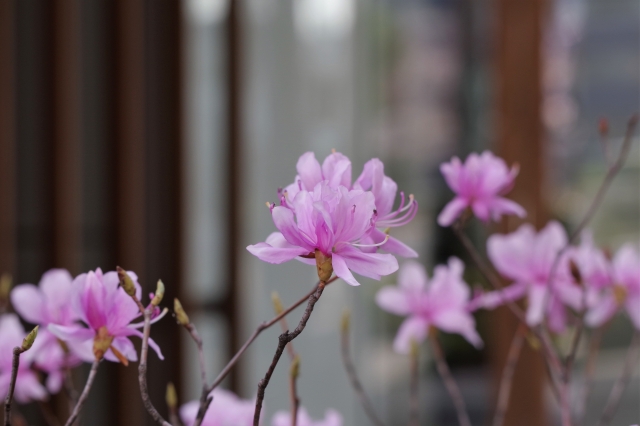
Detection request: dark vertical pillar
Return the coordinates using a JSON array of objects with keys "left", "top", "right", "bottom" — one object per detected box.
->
[
  {"left": 53, "top": 0, "right": 82, "bottom": 275},
  {"left": 493, "top": 0, "right": 548, "bottom": 425},
  {"left": 226, "top": 0, "right": 242, "bottom": 392},
  {"left": 0, "top": 0, "right": 16, "bottom": 278},
  {"left": 113, "top": 0, "right": 147, "bottom": 424},
  {"left": 145, "top": 0, "right": 183, "bottom": 420}
]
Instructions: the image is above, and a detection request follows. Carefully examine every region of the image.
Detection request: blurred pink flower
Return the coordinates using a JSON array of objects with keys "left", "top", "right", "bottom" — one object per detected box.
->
[
  {"left": 282, "top": 152, "right": 418, "bottom": 258},
  {"left": 0, "top": 314, "right": 47, "bottom": 403},
  {"left": 437, "top": 151, "right": 525, "bottom": 227},
  {"left": 483, "top": 221, "right": 582, "bottom": 333},
  {"left": 272, "top": 407, "right": 343, "bottom": 426},
  {"left": 180, "top": 388, "right": 257, "bottom": 426},
  {"left": 48, "top": 268, "right": 163, "bottom": 364},
  {"left": 11, "top": 269, "right": 83, "bottom": 392},
  {"left": 585, "top": 244, "right": 640, "bottom": 329},
  {"left": 375, "top": 259, "right": 482, "bottom": 354},
  {"left": 248, "top": 182, "right": 398, "bottom": 286}
]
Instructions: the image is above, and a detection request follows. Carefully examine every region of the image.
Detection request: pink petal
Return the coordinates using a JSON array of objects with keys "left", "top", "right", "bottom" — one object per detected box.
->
[
  {"left": 247, "top": 232, "right": 310, "bottom": 264},
  {"left": 429, "top": 257, "right": 470, "bottom": 305},
  {"left": 46, "top": 371, "right": 64, "bottom": 394},
  {"left": 322, "top": 151, "right": 352, "bottom": 188},
  {"left": 625, "top": 294, "right": 640, "bottom": 330},
  {"left": 10, "top": 284, "right": 45, "bottom": 325},
  {"left": 547, "top": 297, "right": 568, "bottom": 334},
  {"left": 490, "top": 197, "right": 526, "bottom": 221},
  {"left": 39, "top": 269, "right": 74, "bottom": 313},
  {"left": 376, "top": 287, "right": 412, "bottom": 316},
  {"left": 80, "top": 271, "right": 108, "bottom": 330},
  {"left": 272, "top": 205, "right": 314, "bottom": 250},
  {"left": 432, "top": 309, "right": 483, "bottom": 348},
  {"left": 440, "top": 157, "right": 462, "bottom": 193},
  {"left": 296, "top": 152, "right": 323, "bottom": 190},
  {"left": 393, "top": 316, "right": 429, "bottom": 354},
  {"left": 554, "top": 281, "right": 583, "bottom": 311},
  {"left": 585, "top": 294, "right": 618, "bottom": 328},
  {"left": 378, "top": 233, "right": 418, "bottom": 258},
  {"left": 121, "top": 328, "right": 164, "bottom": 360},
  {"left": 526, "top": 285, "right": 547, "bottom": 327},
  {"left": 334, "top": 245, "right": 398, "bottom": 280},
  {"left": 471, "top": 200, "right": 491, "bottom": 222},
  {"left": 532, "top": 221, "right": 568, "bottom": 277},
  {"left": 12, "top": 370, "right": 47, "bottom": 403},
  {"left": 105, "top": 336, "right": 138, "bottom": 363},
  {"left": 397, "top": 261, "right": 428, "bottom": 292},
  {"left": 332, "top": 254, "right": 360, "bottom": 286},
  {"left": 437, "top": 197, "right": 468, "bottom": 227},
  {"left": 468, "top": 282, "right": 527, "bottom": 311},
  {"left": 614, "top": 244, "right": 640, "bottom": 290},
  {"left": 487, "top": 224, "right": 536, "bottom": 283}
]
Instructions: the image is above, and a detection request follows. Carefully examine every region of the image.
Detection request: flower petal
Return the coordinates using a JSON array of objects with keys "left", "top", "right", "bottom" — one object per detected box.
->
[
  {"left": 376, "top": 287, "right": 412, "bottom": 316},
  {"left": 397, "top": 261, "right": 427, "bottom": 292},
  {"left": 432, "top": 309, "right": 483, "bottom": 348},
  {"left": 437, "top": 197, "right": 468, "bottom": 227},
  {"left": 296, "top": 152, "right": 323, "bottom": 190},
  {"left": 526, "top": 285, "right": 547, "bottom": 327},
  {"left": 247, "top": 233, "right": 310, "bottom": 264},
  {"left": 331, "top": 254, "right": 360, "bottom": 286},
  {"left": 10, "top": 284, "right": 45, "bottom": 325},
  {"left": 105, "top": 336, "right": 138, "bottom": 363},
  {"left": 393, "top": 316, "right": 429, "bottom": 354},
  {"left": 334, "top": 245, "right": 398, "bottom": 280}
]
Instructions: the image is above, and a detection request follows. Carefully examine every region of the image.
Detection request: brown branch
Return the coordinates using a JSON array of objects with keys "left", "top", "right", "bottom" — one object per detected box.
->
[
  {"left": 4, "top": 347, "right": 23, "bottom": 426},
  {"left": 184, "top": 322, "right": 210, "bottom": 426},
  {"left": 576, "top": 325, "right": 607, "bottom": 425},
  {"left": 596, "top": 331, "right": 640, "bottom": 426},
  {"left": 409, "top": 342, "right": 419, "bottom": 426},
  {"left": 492, "top": 324, "right": 526, "bottom": 426},
  {"left": 208, "top": 277, "right": 337, "bottom": 394},
  {"left": 253, "top": 281, "right": 327, "bottom": 425},
  {"left": 339, "top": 312, "right": 386, "bottom": 426},
  {"left": 63, "top": 360, "right": 100, "bottom": 426},
  {"left": 289, "top": 355, "right": 300, "bottom": 426},
  {"left": 428, "top": 333, "right": 471, "bottom": 426}
]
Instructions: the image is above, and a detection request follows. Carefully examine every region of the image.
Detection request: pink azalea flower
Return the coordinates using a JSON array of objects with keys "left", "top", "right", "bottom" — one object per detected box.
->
[
  {"left": 248, "top": 182, "right": 399, "bottom": 286},
  {"left": 180, "top": 388, "right": 257, "bottom": 426},
  {"left": 483, "top": 221, "right": 582, "bottom": 333},
  {"left": 282, "top": 152, "right": 418, "bottom": 258},
  {"left": 437, "top": 151, "right": 526, "bottom": 227},
  {"left": 375, "top": 259, "right": 482, "bottom": 353},
  {"left": 11, "top": 269, "right": 83, "bottom": 392},
  {"left": 272, "top": 407, "right": 343, "bottom": 426},
  {"left": 0, "top": 314, "right": 47, "bottom": 403},
  {"left": 585, "top": 244, "right": 640, "bottom": 329},
  {"left": 48, "top": 268, "right": 163, "bottom": 364}
]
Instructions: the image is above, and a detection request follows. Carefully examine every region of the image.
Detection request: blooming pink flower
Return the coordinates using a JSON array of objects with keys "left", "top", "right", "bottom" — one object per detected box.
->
[
  {"left": 376, "top": 259, "right": 482, "bottom": 353},
  {"left": 483, "top": 221, "right": 582, "bottom": 333},
  {"left": 438, "top": 151, "right": 525, "bottom": 227},
  {"left": 0, "top": 314, "right": 47, "bottom": 403},
  {"left": 248, "top": 182, "right": 399, "bottom": 286},
  {"left": 272, "top": 407, "right": 343, "bottom": 426},
  {"left": 48, "top": 268, "right": 163, "bottom": 364},
  {"left": 180, "top": 388, "right": 257, "bottom": 426},
  {"left": 11, "top": 269, "right": 83, "bottom": 392},
  {"left": 585, "top": 244, "right": 640, "bottom": 329},
  {"left": 282, "top": 152, "right": 418, "bottom": 258}
]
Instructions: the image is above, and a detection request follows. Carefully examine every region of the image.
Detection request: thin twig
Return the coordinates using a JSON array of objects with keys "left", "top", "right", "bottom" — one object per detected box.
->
[
  {"left": 289, "top": 356, "right": 300, "bottom": 426},
  {"left": 596, "top": 331, "right": 640, "bottom": 426},
  {"left": 428, "top": 333, "right": 472, "bottom": 426},
  {"left": 253, "top": 281, "right": 327, "bottom": 425},
  {"left": 339, "top": 312, "right": 386, "bottom": 426},
  {"left": 185, "top": 322, "right": 210, "bottom": 426},
  {"left": 492, "top": 324, "right": 526, "bottom": 426},
  {"left": 135, "top": 298, "right": 172, "bottom": 426},
  {"left": 63, "top": 360, "right": 100, "bottom": 426},
  {"left": 208, "top": 277, "right": 337, "bottom": 394},
  {"left": 4, "top": 347, "right": 23, "bottom": 426},
  {"left": 576, "top": 325, "right": 607, "bottom": 425},
  {"left": 409, "top": 343, "right": 419, "bottom": 426}
]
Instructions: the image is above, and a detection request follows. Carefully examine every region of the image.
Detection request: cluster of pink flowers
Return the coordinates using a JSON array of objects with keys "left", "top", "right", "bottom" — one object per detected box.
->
[
  {"left": 180, "top": 389, "right": 342, "bottom": 426},
  {"left": 1, "top": 267, "right": 163, "bottom": 403}
]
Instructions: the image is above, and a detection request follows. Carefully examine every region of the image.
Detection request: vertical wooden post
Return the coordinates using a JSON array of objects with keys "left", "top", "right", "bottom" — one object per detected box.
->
[
  {"left": 0, "top": 0, "right": 16, "bottom": 278},
  {"left": 493, "top": 0, "right": 548, "bottom": 424},
  {"left": 114, "top": 0, "right": 146, "bottom": 424},
  {"left": 53, "top": 0, "right": 82, "bottom": 275}
]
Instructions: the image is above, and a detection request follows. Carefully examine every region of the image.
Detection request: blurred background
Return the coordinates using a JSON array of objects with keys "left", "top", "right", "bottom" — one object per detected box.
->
[{"left": 0, "top": 0, "right": 638, "bottom": 425}]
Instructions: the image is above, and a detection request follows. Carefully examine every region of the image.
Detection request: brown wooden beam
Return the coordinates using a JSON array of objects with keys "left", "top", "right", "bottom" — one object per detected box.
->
[{"left": 493, "top": 0, "right": 549, "bottom": 424}]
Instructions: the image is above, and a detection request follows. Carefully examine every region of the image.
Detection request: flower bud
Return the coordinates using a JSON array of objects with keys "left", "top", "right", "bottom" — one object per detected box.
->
[
  {"left": 93, "top": 326, "right": 114, "bottom": 361},
  {"left": 341, "top": 310, "right": 350, "bottom": 334},
  {"left": 289, "top": 354, "right": 301, "bottom": 379},
  {"left": 151, "top": 280, "right": 165, "bottom": 306},
  {"left": 271, "top": 292, "right": 284, "bottom": 315},
  {"left": 166, "top": 382, "right": 178, "bottom": 410},
  {"left": 174, "top": 298, "right": 190, "bottom": 326},
  {"left": 117, "top": 266, "right": 136, "bottom": 297},
  {"left": 315, "top": 249, "right": 333, "bottom": 282},
  {"left": 21, "top": 325, "right": 38, "bottom": 351}
]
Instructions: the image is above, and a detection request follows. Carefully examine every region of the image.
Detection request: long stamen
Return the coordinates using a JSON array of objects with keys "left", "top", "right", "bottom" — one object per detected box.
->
[
  {"left": 351, "top": 233, "right": 390, "bottom": 248},
  {"left": 129, "top": 308, "right": 169, "bottom": 329},
  {"left": 378, "top": 198, "right": 418, "bottom": 227}
]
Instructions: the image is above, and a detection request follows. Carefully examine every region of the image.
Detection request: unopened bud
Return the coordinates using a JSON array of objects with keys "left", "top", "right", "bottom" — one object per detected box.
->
[
  {"left": 341, "top": 310, "right": 350, "bottom": 334},
  {"left": 315, "top": 249, "right": 333, "bottom": 282},
  {"left": 93, "top": 326, "right": 114, "bottom": 360},
  {"left": 0, "top": 274, "right": 12, "bottom": 302},
  {"left": 166, "top": 382, "right": 178, "bottom": 410},
  {"left": 174, "top": 298, "right": 190, "bottom": 326},
  {"left": 569, "top": 259, "right": 582, "bottom": 284},
  {"left": 117, "top": 266, "right": 136, "bottom": 297},
  {"left": 271, "top": 292, "right": 284, "bottom": 315},
  {"left": 289, "top": 354, "right": 301, "bottom": 379},
  {"left": 151, "top": 280, "right": 165, "bottom": 306},
  {"left": 21, "top": 325, "right": 38, "bottom": 351}
]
